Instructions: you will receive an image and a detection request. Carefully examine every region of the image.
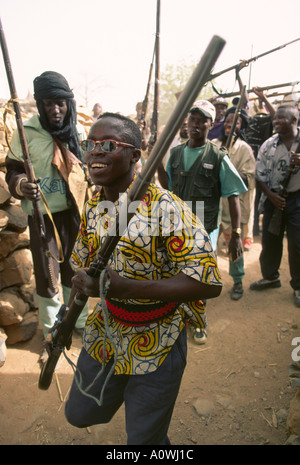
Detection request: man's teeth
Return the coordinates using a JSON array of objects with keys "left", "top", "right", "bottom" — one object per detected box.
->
[{"left": 91, "top": 163, "right": 107, "bottom": 168}]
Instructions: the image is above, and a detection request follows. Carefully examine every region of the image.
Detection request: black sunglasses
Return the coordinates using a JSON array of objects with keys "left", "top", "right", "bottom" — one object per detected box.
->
[{"left": 80, "top": 139, "right": 136, "bottom": 153}]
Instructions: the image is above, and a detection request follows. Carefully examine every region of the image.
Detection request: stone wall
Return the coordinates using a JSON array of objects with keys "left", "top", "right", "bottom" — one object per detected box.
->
[
  {"left": 0, "top": 170, "right": 38, "bottom": 348},
  {"left": 0, "top": 102, "right": 39, "bottom": 363},
  {"left": 0, "top": 98, "right": 94, "bottom": 366}
]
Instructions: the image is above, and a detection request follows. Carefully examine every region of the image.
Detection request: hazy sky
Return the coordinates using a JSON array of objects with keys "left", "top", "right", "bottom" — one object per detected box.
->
[{"left": 1, "top": 0, "right": 299, "bottom": 116}]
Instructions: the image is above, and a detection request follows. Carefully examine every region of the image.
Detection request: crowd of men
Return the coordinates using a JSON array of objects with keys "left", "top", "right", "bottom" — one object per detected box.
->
[{"left": 4, "top": 69, "right": 299, "bottom": 445}]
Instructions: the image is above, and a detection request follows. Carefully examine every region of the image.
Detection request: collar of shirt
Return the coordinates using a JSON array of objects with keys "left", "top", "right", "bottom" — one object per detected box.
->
[{"left": 276, "top": 127, "right": 300, "bottom": 147}]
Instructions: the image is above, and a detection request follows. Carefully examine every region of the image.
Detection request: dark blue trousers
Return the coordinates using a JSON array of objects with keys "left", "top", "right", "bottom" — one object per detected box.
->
[
  {"left": 65, "top": 327, "right": 187, "bottom": 445},
  {"left": 260, "top": 191, "right": 300, "bottom": 290}
]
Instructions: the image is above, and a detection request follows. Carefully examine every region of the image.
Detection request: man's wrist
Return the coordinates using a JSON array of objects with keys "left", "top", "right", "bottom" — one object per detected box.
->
[
  {"left": 232, "top": 228, "right": 242, "bottom": 236},
  {"left": 15, "top": 177, "right": 28, "bottom": 196}
]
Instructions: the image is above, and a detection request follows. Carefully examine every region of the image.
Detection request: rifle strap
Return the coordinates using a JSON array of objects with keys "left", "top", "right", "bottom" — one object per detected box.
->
[
  {"left": 62, "top": 269, "right": 115, "bottom": 407},
  {"left": 4, "top": 99, "right": 64, "bottom": 264},
  {"left": 211, "top": 82, "right": 221, "bottom": 96},
  {"left": 37, "top": 186, "right": 64, "bottom": 263}
]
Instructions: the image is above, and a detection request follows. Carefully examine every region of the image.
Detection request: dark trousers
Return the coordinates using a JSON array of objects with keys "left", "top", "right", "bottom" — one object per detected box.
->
[
  {"left": 65, "top": 327, "right": 187, "bottom": 445},
  {"left": 260, "top": 191, "right": 300, "bottom": 290},
  {"left": 253, "top": 182, "right": 262, "bottom": 235},
  {"left": 28, "top": 208, "right": 80, "bottom": 298}
]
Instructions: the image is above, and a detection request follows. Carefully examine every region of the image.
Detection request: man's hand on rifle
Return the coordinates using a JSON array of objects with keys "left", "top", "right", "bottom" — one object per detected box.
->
[
  {"left": 19, "top": 177, "right": 41, "bottom": 201},
  {"left": 72, "top": 267, "right": 131, "bottom": 300},
  {"left": 237, "top": 59, "right": 249, "bottom": 72},
  {"left": 252, "top": 86, "right": 266, "bottom": 100},
  {"left": 72, "top": 268, "right": 100, "bottom": 297},
  {"left": 269, "top": 191, "right": 286, "bottom": 211}
]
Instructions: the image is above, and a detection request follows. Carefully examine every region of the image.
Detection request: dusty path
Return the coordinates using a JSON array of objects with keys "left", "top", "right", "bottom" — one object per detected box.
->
[{"left": 0, "top": 235, "right": 299, "bottom": 445}]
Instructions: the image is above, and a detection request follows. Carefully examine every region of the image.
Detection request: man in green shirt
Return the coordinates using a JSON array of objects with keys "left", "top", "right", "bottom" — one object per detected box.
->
[
  {"left": 157, "top": 100, "right": 247, "bottom": 344},
  {"left": 5, "top": 71, "right": 89, "bottom": 360}
]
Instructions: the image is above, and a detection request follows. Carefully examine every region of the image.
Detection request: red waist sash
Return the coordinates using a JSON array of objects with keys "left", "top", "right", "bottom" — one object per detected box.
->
[{"left": 105, "top": 299, "right": 179, "bottom": 326}]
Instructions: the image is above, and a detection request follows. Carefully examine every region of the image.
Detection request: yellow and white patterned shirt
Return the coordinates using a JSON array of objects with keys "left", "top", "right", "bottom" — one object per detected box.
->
[{"left": 71, "top": 182, "right": 222, "bottom": 375}]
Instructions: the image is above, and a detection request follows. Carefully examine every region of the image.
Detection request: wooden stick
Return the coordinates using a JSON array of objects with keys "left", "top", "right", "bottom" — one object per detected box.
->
[{"left": 55, "top": 372, "right": 63, "bottom": 402}]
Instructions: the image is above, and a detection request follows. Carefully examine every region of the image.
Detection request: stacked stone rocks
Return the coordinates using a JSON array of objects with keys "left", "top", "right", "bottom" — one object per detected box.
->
[
  {"left": 0, "top": 102, "right": 39, "bottom": 364},
  {"left": 0, "top": 170, "right": 38, "bottom": 347},
  {"left": 0, "top": 100, "right": 93, "bottom": 364}
]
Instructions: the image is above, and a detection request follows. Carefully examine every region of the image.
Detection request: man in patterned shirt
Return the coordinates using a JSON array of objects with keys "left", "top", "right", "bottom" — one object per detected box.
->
[
  {"left": 64, "top": 112, "right": 222, "bottom": 445},
  {"left": 250, "top": 105, "right": 300, "bottom": 307}
]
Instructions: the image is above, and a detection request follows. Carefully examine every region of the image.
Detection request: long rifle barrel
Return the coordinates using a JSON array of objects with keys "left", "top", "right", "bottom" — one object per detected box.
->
[
  {"left": 0, "top": 17, "right": 58, "bottom": 293},
  {"left": 150, "top": 0, "right": 160, "bottom": 145},
  {"left": 208, "top": 38, "right": 300, "bottom": 82}
]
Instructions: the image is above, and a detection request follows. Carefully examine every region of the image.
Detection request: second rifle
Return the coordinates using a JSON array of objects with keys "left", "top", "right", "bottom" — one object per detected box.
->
[{"left": 0, "top": 17, "right": 59, "bottom": 293}]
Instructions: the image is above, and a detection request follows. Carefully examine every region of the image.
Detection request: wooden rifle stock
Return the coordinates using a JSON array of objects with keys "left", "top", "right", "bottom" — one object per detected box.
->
[
  {"left": 38, "top": 34, "right": 226, "bottom": 390},
  {"left": 0, "top": 17, "right": 58, "bottom": 293}
]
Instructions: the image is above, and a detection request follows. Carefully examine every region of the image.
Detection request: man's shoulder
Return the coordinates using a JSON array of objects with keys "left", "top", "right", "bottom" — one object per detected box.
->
[
  {"left": 147, "top": 182, "right": 174, "bottom": 198},
  {"left": 205, "top": 140, "right": 228, "bottom": 161},
  {"left": 266, "top": 132, "right": 278, "bottom": 142},
  {"left": 170, "top": 140, "right": 226, "bottom": 155},
  {"left": 234, "top": 137, "right": 253, "bottom": 151},
  {"left": 10, "top": 115, "right": 46, "bottom": 150},
  {"left": 260, "top": 133, "right": 279, "bottom": 152},
  {"left": 23, "top": 114, "right": 40, "bottom": 129},
  {"left": 147, "top": 182, "right": 185, "bottom": 205},
  {"left": 170, "top": 141, "right": 186, "bottom": 155},
  {"left": 22, "top": 114, "right": 49, "bottom": 139}
]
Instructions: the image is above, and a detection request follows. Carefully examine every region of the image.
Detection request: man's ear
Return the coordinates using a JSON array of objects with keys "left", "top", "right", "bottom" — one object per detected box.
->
[{"left": 131, "top": 148, "right": 141, "bottom": 165}]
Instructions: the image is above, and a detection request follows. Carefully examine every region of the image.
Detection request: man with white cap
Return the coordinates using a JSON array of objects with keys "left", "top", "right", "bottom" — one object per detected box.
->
[{"left": 157, "top": 100, "right": 247, "bottom": 343}]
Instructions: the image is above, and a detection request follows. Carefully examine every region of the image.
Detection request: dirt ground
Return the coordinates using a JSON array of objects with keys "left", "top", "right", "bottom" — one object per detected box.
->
[{"left": 0, "top": 234, "right": 299, "bottom": 446}]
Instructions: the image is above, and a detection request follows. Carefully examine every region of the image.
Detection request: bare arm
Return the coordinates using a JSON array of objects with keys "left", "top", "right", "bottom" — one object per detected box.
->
[
  {"left": 228, "top": 194, "right": 241, "bottom": 230},
  {"left": 252, "top": 87, "right": 275, "bottom": 120},
  {"left": 71, "top": 267, "right": 222, "bottom": 302},
  {"left": 156, "top": 161, "right": 169, "bottom": 189}
]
